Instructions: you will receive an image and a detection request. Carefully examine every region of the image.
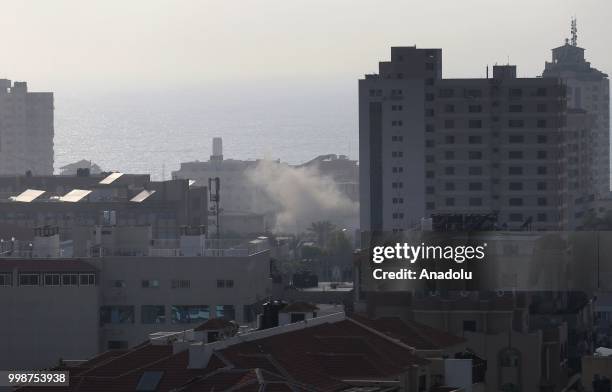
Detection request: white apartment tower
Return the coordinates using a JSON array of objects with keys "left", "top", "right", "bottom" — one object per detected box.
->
[
  {"left": 542, "top": 22, "right": 610, "bottom": 197},
  {"left": 359, "top": 46, "right": 601, "bottom": 233},
  {"left": 0, "top": 80, "right": 54, "bottom": 175}
]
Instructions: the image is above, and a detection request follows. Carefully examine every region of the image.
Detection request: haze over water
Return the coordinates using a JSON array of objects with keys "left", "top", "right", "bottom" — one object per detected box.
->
[{"left": 54, "top": 82, "right": 358, "bottom": 179}]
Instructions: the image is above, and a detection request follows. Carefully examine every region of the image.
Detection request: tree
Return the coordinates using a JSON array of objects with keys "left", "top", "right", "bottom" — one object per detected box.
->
[{"left": 307, "top": 221, "right": 336, "bottom": 248}]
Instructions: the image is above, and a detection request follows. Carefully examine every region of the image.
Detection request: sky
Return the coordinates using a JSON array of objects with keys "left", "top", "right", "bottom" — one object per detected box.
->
[{"left": 1, "top": 0, "right": 611, "bottom": 94}]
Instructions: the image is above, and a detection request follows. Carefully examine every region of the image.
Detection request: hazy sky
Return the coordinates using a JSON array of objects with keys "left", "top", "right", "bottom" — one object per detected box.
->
[{"left": 2, "top": 0, "right": 611, "bottom": 93}]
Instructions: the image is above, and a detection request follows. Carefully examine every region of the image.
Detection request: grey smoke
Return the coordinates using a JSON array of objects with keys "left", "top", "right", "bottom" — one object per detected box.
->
[{"left": 246, "top": 159, "right": 358, "bottom": 233}]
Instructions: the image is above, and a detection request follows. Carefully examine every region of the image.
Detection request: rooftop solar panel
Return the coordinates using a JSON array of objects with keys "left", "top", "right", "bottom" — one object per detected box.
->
[
  {"left": 60, "top": 189, "right": 92, "bottom": 202},
  {"left": 130, "top": 189, "right": 156, "bottom": 203},
  {"left": 99, "top": 172, "right": 124, "bottom": 185},
  {"left": 12, "top": 189, "right": 45, "bottom": 202}
]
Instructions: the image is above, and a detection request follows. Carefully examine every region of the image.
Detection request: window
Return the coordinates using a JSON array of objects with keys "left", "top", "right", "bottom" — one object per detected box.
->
[
  {"left": 463, "top": 320, "right": 477, "bottom": 332},
  {"left": 0, "top": 273, "right": 12, "bottom": 287},
  {"left": 444, "top": 119, "right": 455, "bottom": 129},
  {"left": 392, "top": 166, "right": 404, "bottom": 173},
  {"left": 537, "top": 135, "right": 547, "bottom": 144},
  {"left": 509, "top": 88, "right": 522, "bottom": 97},
  {"left": 445, "top": 151, "right": 455, "bottom": 159},
  {"left": 391, "top": 135, "right": 404, "bottom": 142},
  {"left": 392, "top": 212, "right": 405, "bottom": 219},
  {"left": 80, "top": 274, "right": 96, "bottom": 286},
  {"left": 469, "top": 182, "right": 483, "bottom": 191},
  {"left": 509, "top": 213, "right": 523, "bottom": 222},
  {"left": 171, "top": 279, "right": 190, "bottom": 289},
  {"left": 537, "top": 103, "right": 547, "bottom": 113},
  {"left": 508, "top": 135, "right": 524, "bottom": 143},
  {"left": 425, "top": 93, "right": 435, "bottom": 101},
  {"left": 537, "top": 151, "right": 547, "bottom": 159},
  {"left": 142, "top": 279, "right": 160, "bottom": 288},
  {"left": 468, "top": 104, "right": 482, "bottom": 113},
  {"left": 392, "top": 182, "right": 404, "bottom": 189},
  {"left": 537, "top": 119, "right": 547, "bottom": 128},
  {"left": 445, "top": 135, "right": 455, "bottom": 144},
  {"left": 469, "top": 167, "right": 483, "bottom": 175},
  {"left": 426, "top": 62, "right": 434, "bottom": 70},
  {"left": 425, "top": 139, "right": 435, "bottom": 148},
  {"left": 537, "top": 182, "right": 547, "bottom": 190},
  {"left": 445, "top": 167, "right": 455, "bottom": 175},
  {"left": 509, "top": 182, "right": 523, "bottom": 191},
  {"left": 426, "top": 171, "right": 435, "bottom": 179},
  {"left": 426, "top": 202, "right": 435, "bottom": 210},
  {"left": 508, "top": 120, "right": 524, "bottom": 128},
  {"left": 62, "top": 274, "right": 78, "bottom": 286},
  {"left": 290, "top": 313, "right": 306, "bottom": 323},
  {"left": 445, "top": 104, "right": 455, "bottom": 113},
  {"left": 425, "top": 108, "right": 434, "bottom": 117},
  {"left": 100, "top": 306, "right": 135, "bottom": 325},
  {"left": 171, "top": 305, "right": 210, "bottom": 324},
  {"left": 509, "top": 198, "right": 523, "bottom": 206},
  {"left": 465, "top": 89, "right": 482, "bottom": 98},
  {"left": 426, "top": 155, "right": 435, "bottom": 163},
  {"left": 44, "top": 273, "right": 60, "bottom": 286},
  {"left": 439, "top": 88, "right": 454, "bottom": 98},
  {"left": 18, "top": 272, "right": 42, "bottom": 286},
  {"left": 391, "top": 104, "right": 403, "bottom": 111},
  {"left": 110, "top": 280, "right": 126, "bottom": 288},
  {"left": 136, "top": 371, "right": 164, "bottom": 392},
  {"left": 508, "top": 167, "right": 523, "bottom": 175},
  {"left": 469, "top": 135, "right": 482, "bottom": 144},
  {"left": 446, "top": 198, "right": 455, "bottom": 206},
  {"left": 509, "top": 104, "right": 522, "bottom": 113},
  {"left": 538, "top": 198, "right": 548, "bottom": 206},
  {"left": 141, "top": 305, "right": 166, "bottom": 324},
  {"left": 392, "top": 197, "right": 404, "bottom": 204},
  {"left": 508, "top": 151, "right": 523, "bottom": 159},
  {"left": 469, "top": 151, "right": 483, "bottom": 160},
  {"left": 391, "top": 120, "right": 403, "bottom": 126},
  {"left": 217, "top": 279, "right": 235, "bottom": 288},
  {"left": 537, "top": 166, "right": 548, "bottom": 175},
  {"left": 426, "top": 186, "right": 435, "bottom": 194},
  {"left": 536, "top": 87, "right": 547, "bottom": 96},
  {"left": 425, "top": 124, "right": 435, "bottom": 132},
  {"left": 216, "top": 305, "right": 236, "bottom": 320},
  {"left": 445, "top": 182, "right": 455, "bottom": 191},
  {"left": 391, "top": 151, "right": 404, "bottom": 158},
  {"left": 537, "top": 213, "right": 547, "bottom": 222},
  {"left": 469, "top": 197, "right": 483, "bottom": 206},
  {"left": 468, "top": 119, "right": 482, "bottom": 128}
]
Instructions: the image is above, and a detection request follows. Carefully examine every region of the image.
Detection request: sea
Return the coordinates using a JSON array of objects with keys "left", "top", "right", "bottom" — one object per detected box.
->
[{"left": 53, "top": 82, "right": 358, "bottom": 180}]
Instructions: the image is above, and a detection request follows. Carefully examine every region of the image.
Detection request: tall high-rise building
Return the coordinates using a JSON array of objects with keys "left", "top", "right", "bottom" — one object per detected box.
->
[
  {"left": 542, "top": 20, "right": 610, "bottom": 197},
  {"left": 359, "top": 46, "right": 602, "bottom": 233},
  {"left": 0, "top": 80, "right": 54, "bottom": 175}
]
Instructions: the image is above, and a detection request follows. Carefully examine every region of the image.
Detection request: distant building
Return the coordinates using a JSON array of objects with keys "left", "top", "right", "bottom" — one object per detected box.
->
[
  {"left": 59, "top": 160, "right": 103, "bottom": 176},
  {"left": 0, "top": 80, "right": 54, "bottom": 175},
  {"left": 542, "top": 22, "right": 610, "bottom": 197},
  {"left": 0, "top": 238, "right": 271, "bottom": 369},
  {"left": 0, "top": 173, "right": 207, "bottom": 241},
  {"left": 18, "top": 313, "right": 479, "bottom": 392},
  {"left": 359, "top": 44, "right": 606, "bottom": 233}
]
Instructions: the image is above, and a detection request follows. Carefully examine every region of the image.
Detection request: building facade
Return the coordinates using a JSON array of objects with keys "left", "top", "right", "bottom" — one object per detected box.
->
[
  {"left": 359, "top": 45, "right": 606, "bottom": 233},
  {"left": 0, "top": 80, "right": 54, "bottom": 175}
]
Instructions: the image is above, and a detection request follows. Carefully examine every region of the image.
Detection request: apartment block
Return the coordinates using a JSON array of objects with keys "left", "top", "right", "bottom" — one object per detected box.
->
[
  {"left": 359, "top": 45, "right": 604, "bottom": 233},
  {"left": 0, "top": 80, "right": 54, "bottom": 175}
]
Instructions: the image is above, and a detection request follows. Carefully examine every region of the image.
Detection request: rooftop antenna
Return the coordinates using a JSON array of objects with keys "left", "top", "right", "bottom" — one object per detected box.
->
[{"left": 570, "top": 17, "right": 578, "bottom": 46}]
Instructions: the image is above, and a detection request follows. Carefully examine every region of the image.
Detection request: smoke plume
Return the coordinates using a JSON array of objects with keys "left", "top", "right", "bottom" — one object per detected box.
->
[{"left": 246, "top": 159, "right": 358, "bottom": 233}]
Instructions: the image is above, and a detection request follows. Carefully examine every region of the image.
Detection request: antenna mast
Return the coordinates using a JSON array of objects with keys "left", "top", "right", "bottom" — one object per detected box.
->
[{"left": 570, "top": 17, "right": 578, "bottom": 46}]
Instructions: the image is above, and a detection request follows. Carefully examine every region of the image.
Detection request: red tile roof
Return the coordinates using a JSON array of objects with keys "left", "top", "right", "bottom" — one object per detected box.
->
[
  {"left": 18, "top": 317, "right": 430, "bottom": 392},
  {"left": 350, "top": 314, "right": 466, "bottom": 350}
]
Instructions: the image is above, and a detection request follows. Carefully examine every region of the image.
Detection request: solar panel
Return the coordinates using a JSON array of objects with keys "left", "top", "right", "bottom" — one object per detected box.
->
[
  {"left": 130, "top": 190, "right": 156, "bottom": 203},
  {"left": 135, "top": 371, "right": 163, "bottom": 392},
  {"left": 60, "top": 189, "right": 92, "bottom": 202},
  {"left": 12, "top": 189, "right": 45, "bottom": 202},
  {"left": 99, "top": 172, "right": 124, "bottom": 185}
]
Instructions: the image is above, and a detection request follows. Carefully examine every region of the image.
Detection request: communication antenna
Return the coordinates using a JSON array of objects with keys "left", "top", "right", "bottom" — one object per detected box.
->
[
  {"left": 208, "top": 177, "right": 221, "bottom": 240},
  {"left": 570, "top": 17, "right": 578, "bottom": 46}
]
